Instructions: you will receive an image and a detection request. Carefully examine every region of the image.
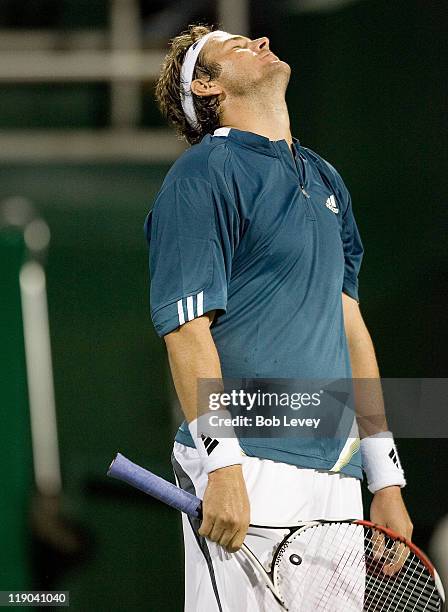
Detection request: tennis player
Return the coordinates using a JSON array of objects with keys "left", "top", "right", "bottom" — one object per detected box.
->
[{"left": 145, "top": 25, "right": 413, "bottom": 611}]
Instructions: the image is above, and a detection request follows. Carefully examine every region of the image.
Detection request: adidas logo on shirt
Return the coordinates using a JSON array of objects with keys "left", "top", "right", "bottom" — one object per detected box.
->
[
  {"left": 325, "top": 194, "right": 339, "bottom": 214},
  {"left": 177, "top": 291, "right": 203, "bottom": 326}
]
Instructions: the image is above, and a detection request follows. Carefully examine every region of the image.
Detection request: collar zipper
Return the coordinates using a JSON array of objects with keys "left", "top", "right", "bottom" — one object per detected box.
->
[
  {"left": 292, "top": 145, "right": 310, "bottom": 198},
  {"left": 274, "top": 141, "right": 311, "bottom": 198}
]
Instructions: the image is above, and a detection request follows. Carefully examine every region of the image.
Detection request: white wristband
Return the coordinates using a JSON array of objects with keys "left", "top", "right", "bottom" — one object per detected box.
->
[
  {"left": 361, "top": 431, "right": 406, "bottom": 494},
  {"left": 188, "top": 411, "right": 243, "bottom": 474}
]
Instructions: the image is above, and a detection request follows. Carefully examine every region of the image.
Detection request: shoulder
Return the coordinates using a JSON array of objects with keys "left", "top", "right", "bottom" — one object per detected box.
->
[
  {"left": 163, "top": 134, "right": 229, "bottom": 185},
  {"left": 150, "top": 135, "right": 234, "bottom": 223}
]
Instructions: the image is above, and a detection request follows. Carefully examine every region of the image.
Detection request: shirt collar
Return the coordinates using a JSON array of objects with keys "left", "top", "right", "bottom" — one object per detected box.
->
[
  {"left": 212, "top": 127, "right": 300, "bottom": 157},
  {"left": 213, "top": 127, "right": 231, "bottom": 137}
]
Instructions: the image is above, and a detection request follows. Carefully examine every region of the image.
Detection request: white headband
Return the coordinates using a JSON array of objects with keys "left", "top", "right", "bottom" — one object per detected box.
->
[{"left": 180, "top": 30, "right": 225, "bottom": 129}]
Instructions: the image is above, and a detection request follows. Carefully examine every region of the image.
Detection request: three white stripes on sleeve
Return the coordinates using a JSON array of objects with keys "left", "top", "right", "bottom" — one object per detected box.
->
[{"left": 177, "top": 291, "right": 204, "bottom": 326}]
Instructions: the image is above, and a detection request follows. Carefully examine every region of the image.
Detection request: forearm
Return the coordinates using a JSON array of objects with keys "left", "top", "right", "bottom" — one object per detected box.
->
[
  {"left": 351, "top": 339, "right": 412, "bottom": 536},
  {"left": 165, "top": 317, "right": 223, "bottom": 423},
  {"left": 346, "top": 316, "right": 379, "bottom": 379},
  {"left": 343, "top": 294, "right": 407, "bottom": 498},
  {"left": 165, "top": 317, "right": 250, "bottom": 551},
  {"left": 343, "top": 295, "right": 388, "bottom": 437}
]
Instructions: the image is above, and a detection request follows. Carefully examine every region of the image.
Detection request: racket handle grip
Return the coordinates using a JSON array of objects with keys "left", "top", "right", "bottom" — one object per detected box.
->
[{"left": 107, "top": 453, "right": 202, "bottom": 519}]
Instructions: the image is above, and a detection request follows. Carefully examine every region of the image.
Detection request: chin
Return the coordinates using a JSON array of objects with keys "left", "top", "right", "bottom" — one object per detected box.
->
[
  {"left": 277, "top": 59, "right": 291, "bottom": 73},
  {"left": 266, "top": 57, "right": 290, "bottom": 72},
  {"left": 268, "top": 59, "right": 291, "bottom": 83}
]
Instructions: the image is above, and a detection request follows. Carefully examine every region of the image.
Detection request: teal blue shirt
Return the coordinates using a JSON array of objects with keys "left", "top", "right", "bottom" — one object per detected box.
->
[{"left": 145, "top": 128, "right": 364, "bottom": 479}]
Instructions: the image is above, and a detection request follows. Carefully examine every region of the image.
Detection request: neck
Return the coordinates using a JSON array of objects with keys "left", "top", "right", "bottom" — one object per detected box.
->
[{"left": 221, "top": 93, "right": 292, "bottom": 147}]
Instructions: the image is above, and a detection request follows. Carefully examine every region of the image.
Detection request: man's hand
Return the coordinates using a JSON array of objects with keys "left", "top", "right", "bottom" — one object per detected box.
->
[
  {"left": 198, "top": 464, "right": 250, "bottom": 553},
  {"left": 370, "top": 486, "right": 413, "bottom": 575},
  {"left": 370, "top": 486, "right": 413, "bottom": 538}
]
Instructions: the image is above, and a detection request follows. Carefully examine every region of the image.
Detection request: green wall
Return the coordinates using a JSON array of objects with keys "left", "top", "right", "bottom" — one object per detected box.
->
[
  {"left": 0, "top": 230, "right": 33, "bottom": 590},
  {"left": 0, "top": 164, "right": 183, "bottom": 609}
]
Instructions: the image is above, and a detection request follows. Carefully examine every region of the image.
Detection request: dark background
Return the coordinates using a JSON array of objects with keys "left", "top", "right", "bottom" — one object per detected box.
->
[{"left": 1, "top": 0, "right": 447, "bottom": 609}]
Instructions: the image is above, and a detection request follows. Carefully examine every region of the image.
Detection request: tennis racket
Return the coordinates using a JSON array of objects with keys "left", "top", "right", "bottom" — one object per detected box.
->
[{"left": 107, "top": 453, "right": 445, "bottom": 611}]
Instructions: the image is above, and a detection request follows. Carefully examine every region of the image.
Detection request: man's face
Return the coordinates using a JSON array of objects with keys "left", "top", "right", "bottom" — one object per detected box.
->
[{"left": 202, "top": 31, "right": 291, "bottom": 97}]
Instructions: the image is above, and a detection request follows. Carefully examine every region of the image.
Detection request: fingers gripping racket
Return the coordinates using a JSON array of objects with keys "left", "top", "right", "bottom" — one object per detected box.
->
[{"left": 107, "top": 453, "right": 445, "bottom": 612}]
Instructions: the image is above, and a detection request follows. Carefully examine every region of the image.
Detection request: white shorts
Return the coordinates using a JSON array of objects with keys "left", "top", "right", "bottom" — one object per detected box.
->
[{"left": 172, "top": 442, "right": 364, "bottom": 612}]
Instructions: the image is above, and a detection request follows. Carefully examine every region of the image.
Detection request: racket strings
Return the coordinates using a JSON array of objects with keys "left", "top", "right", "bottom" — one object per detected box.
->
[
  {"left": 276, "top": 521, "right": 322, "bottom": 606},
  {"left": 363, "top": 528, "right": 405, "bottom": 611},
  {"left": 362, "top": 528, "right": 439, "bottom": 612},
  {"left": 297, "top": 521, "right": 349, "bottom": 605},
  {"left": 315, "top": 522, "right": 362, "bottom": 610},
  {"left": 296, "top": 522, "right": 356, "bottom": 609},
  {"left": 384, "top": 571, "right": 437, "bottom": 612},
  {"left": 376, "top": 569, "right": 433, "bottom": 611},
  {"left": 324, "top": 525, "right": 370, "bottom": 609},
  {"left": 276, "top": 522, "right": 366, "bottom": 611},
  {"left": 273, "top": 522, "right": 442, "bottom": 612}
]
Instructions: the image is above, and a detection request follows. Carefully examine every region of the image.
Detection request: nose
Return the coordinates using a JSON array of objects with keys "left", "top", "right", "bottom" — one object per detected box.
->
[{"left": 252, "top": 37, "right": 270, "bottom": 53}]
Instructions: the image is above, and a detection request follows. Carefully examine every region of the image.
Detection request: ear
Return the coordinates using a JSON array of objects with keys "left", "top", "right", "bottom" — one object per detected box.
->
[{"left": 191, "top": 77, "right": 223, "bottom": 98}]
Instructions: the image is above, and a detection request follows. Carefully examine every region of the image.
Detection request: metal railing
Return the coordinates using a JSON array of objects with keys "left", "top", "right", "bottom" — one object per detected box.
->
[{"left": 0, "top": 0, "right": 249, "bottom": 161}]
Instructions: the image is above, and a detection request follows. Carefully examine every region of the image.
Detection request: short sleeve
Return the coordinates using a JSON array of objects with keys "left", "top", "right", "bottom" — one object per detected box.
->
[
  {"left": 145, "top": 178, "right": 235, "bottom": 337},
  {"left": 340, "top": 189, "right": 364, "bottom": 302}
]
